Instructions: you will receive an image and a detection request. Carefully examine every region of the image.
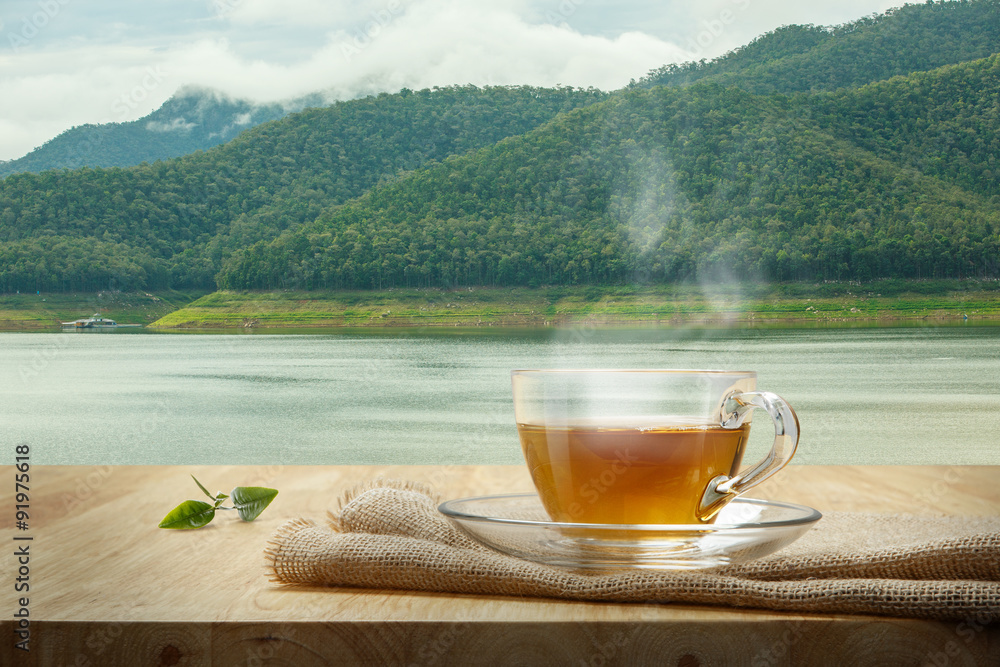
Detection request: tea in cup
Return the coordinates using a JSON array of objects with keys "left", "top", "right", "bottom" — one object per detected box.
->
[{"left": 511, "top": 370, "right": 799, "bottom": 525}]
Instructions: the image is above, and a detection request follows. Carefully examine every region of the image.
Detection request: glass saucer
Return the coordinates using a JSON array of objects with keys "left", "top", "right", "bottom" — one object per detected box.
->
[{"left": 438, "top": 494, "right": 821, "bottom": 570}]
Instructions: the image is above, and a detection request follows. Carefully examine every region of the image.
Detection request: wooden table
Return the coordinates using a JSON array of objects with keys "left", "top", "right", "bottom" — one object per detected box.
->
[{"left": 2, "top": 465, "right": 998, "bottom": 666}]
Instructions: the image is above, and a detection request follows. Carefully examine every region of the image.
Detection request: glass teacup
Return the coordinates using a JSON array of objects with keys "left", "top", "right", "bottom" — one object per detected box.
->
[{"left": 512, "top": 370, "right": 799, "bottom": 525}]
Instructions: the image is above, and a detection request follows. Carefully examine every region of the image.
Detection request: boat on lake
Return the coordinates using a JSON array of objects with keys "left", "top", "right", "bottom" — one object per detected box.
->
[{"left": 61, "top": 313, "right": 141, "bottom": 330}]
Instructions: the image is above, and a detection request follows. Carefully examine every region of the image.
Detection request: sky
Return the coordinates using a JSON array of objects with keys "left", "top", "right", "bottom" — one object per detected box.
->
[{"left": 0, "top": 0, "right": 903, "bottom": 162}]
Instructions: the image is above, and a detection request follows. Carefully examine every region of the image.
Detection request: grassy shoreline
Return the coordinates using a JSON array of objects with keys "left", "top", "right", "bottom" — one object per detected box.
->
[
  {"left": 3, "top": 281, "right": 999, "bottom": 331},
  {"left": 0, "top": 290, "right": 210, "bottom": 330},
  {"left": 151, "top": 281, "right": 1000, "bottom": 330}
]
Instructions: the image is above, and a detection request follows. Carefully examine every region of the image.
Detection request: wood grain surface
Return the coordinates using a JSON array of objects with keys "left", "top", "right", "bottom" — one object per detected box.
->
[{"left": 2, "top": 464, "right": 998, "bottom": 666}]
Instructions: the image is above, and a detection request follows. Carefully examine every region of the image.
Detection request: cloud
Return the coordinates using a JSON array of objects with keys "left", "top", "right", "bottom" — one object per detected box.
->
[
  {"left": 0, "top": 0, "right": 690, "bottom": 159},
  {"left": 677, "top": 0, "right": 902, "bottom": 52},
  {"left": 168, "top": 2, "right": 687, "bottom": 100},
  {"left": 215, "top": 0, "right": 383, "bottom": 26},
  {"left": 208, "top": 111, "right": 256, "bottom": 139},
  {"left": 146, "top": 117, "right": 198, "bottom": 133},
  {"left": 0, "top": 0, "right": 903, "bottom": 161}
]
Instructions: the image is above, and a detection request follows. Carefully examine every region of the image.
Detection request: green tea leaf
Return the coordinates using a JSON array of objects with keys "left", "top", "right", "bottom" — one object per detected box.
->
[
  {"left": 192, "top": 475, "right": 215, "bottom": 501},
  {"left": 158, "top": 500, "right": 216, "bottom": 529},
  {"left": 230, "top": 486, "right": 279, "bottom": 522}
]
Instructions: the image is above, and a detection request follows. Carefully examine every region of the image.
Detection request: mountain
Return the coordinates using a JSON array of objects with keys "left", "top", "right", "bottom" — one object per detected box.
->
[
  {"left": 0, "top": 87, "right": 309, "bottom": 178},
  {"left": 1, "top": 0, "right": 998, "bottom": 294},
  {"left": 808, "top": 57, "right": 1000, "bottom": 201},
  {"left": 216, "top": 54, "right": 1000, "bottom": 290},
  {"left": 0, "top": 85, "right": 607, "bottom": 292},
  {"left": 638, "top": 0, "right": 1000, "bottom": 93},
  {"left": 10, "top": 0, "right": 993, "bottom": 180}
]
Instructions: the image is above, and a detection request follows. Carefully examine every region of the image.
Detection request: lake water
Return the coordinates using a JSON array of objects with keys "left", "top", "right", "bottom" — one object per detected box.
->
[{"left": 3, "top": 325, "right": 999, "bottom": 466}]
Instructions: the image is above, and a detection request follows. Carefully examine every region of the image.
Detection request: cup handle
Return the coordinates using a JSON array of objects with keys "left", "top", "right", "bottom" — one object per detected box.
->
[{"left": 697, "top": 390, "right": 800, "bottom": 521}]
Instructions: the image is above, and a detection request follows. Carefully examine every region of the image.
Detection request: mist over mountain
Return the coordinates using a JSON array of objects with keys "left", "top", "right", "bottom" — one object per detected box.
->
[
  {"left": 0, "top": 88, "right": 319, "bottom": 178},
  {"left": 638, "top": 0, "right": 1000, "bottom": 92},
  {"left": 0, "top": 85, "right": 606, "bottom": 291},
  {"left": 0, "top": 0, "right": 998, "bottom": 294},
  {"left": 218, "top": 54, "right": 1000, "bottom": 290}
]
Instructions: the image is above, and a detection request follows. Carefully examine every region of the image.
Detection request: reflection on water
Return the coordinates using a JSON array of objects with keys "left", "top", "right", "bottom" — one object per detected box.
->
[{"left": 3, "top": 325, "right": 999, "bottom": 466}]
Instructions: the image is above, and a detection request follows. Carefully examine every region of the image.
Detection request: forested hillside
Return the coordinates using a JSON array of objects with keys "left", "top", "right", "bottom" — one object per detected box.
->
[
  {"left": 1, "top": 0, "right": 998, "bottom": 294},
  {"left": 0, "top": 88, "right": 302, "bottom": 178},
  {"left": 639, "top": 0, "right": 1000, "bottom": 93},
  {"left": 217, "top": 54, "right": 1000, "bottom": 290},
  {"left": 0, "top": 86, "right": 605, "bottom": 291},
  {"left": 808, "top": 57, "right": 1000, "bottom": 200}
]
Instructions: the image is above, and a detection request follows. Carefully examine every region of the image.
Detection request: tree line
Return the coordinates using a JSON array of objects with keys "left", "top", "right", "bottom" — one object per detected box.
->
[
  {"left": 0, "top": 85, "right": 605, "bottom": 292},
  {"left": 218, "top": 58, "right": 1000, "bottom": 290},
  {"left": 2, "top": 1, "right": 1000, "bottom": 293}
]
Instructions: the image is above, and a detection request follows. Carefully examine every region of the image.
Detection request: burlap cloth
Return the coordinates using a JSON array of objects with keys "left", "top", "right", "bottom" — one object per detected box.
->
[{"left": 265, "top": 480, "right": 1000, "bottom": 621}]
